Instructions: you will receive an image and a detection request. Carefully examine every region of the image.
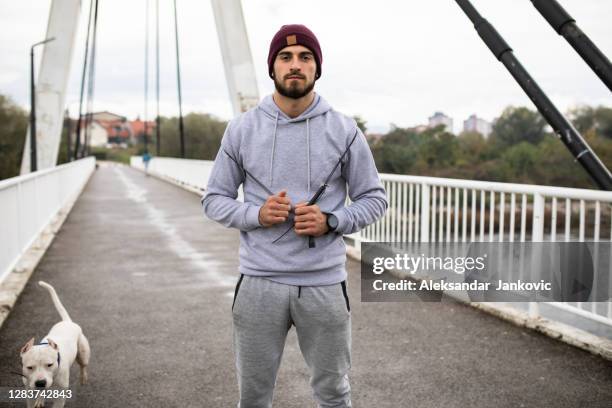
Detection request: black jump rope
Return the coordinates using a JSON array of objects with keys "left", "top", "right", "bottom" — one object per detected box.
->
[{"left": 223, "top": 129, "right": 359, "bottom": 248}]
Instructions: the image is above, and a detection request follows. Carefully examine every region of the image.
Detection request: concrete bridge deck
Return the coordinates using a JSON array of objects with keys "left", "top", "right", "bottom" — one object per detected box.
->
[{"left": 0, "top": 163, "right": 610, "bottom": 407}]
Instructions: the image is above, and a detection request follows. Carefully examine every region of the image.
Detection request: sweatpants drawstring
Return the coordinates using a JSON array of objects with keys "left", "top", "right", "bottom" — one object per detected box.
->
[{"left": 298, "top": 286, "right": 302, "bottom": 298}]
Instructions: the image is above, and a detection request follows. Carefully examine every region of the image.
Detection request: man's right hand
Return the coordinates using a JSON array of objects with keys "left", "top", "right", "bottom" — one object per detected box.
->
[{"left": 258, "top": 190, "right": 292, "bottom": 227}]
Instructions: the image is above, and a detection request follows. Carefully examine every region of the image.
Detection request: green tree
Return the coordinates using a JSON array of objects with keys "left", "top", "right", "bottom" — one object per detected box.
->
[
  {"left": 371, "top": 126, "right": 422, "bottom": 174},
  {"left": 490, "top": 106, "right": 547, "bottom": 148},
  {"left": 413, "top": 127, "right": 458, "bottom": 173},
  {"left": 372, "top": 124, "right": 461, "bottom": 177},
  {"left": 569, "top": 105, "right": 612, "bottom": 140},
  {"left": 500, "top": 141, "right": 538, "bottom": 183},
  {"left": 159, "top": 113, "right": 227, "bottom": 160},
  {"left": 457, "top": 131, "right": 490, "bottom": 162},
  {"left": 0, "top": 94, "right": 28, "bottom": 180},
  {"left": 57, "top": 111, "right": 73, "bottom": 165}
]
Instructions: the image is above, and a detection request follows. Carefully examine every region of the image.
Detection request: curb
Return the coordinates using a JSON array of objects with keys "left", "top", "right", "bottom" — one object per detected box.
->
[
  {"left": 346, "top": 248, "right": 612, "bottom": 362},
  {"left": 471, "top": 301, "right": 612, "bottom": 361}
]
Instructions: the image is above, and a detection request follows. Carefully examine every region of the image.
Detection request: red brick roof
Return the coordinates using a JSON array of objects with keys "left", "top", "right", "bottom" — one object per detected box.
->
[
  {"left": 130, "top": 119, "right": 156, "bottom": 136},
  {"left": 98, "top": 120, "right": 130, "bottom": 139}
]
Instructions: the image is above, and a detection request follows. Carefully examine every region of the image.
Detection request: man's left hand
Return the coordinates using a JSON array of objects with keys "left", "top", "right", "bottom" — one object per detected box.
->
[{"left": 294, "top": 202, "right": 328, "bottom": 237}]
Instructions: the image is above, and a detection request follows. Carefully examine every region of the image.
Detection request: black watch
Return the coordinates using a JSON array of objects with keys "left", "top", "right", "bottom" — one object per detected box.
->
[{"left": 325, "top": 212, "right": 339, "bottom": 233}]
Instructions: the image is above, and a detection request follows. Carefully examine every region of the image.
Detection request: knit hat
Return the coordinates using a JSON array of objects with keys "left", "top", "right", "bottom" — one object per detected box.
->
[{"left": 267, "top": 24, "right": 322, "bottom": 79}]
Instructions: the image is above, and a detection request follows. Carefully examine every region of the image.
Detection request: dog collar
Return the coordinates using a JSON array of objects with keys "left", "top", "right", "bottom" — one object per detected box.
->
[{"left": 36, "top": 340, "right": 61, "bottom": 366}]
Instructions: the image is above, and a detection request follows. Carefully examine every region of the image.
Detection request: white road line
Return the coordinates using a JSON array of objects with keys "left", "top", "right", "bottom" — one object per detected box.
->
[{"left": 113, "top": 167, "right": 235, "bottom": 288}]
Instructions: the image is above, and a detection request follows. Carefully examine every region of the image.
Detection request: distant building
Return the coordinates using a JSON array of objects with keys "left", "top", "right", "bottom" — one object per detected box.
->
[
  {"left": 428, "top": 112, "right": 453, "bottom": 133},
  {"left": 463, "top": 114, "right": 492, "bottom": 138},
  {"left": 88, "top": 121, "right": 111, "bottom": 147},
  {"left": 90, "top": 111, "right": 124, "bottom": 122},
  {"left": 130, "top": 117, "right": 156, "bottom": 145},
  {"left": 72, "top": 111, "right": 155, "bottom": 148}
]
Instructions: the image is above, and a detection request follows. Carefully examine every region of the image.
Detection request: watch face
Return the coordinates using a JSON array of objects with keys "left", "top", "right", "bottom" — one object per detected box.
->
[{"left": 328, "top": 214, "right": 339, "bottom": 230}]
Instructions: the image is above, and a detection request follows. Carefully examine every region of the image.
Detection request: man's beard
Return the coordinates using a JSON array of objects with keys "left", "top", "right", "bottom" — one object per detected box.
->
[{"left": 274, "top": 74, "right": 315, "bottom": 99}]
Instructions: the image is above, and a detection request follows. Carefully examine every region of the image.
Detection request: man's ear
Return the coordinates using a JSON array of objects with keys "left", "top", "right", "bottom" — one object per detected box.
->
[{"left": 20, "top": 337, "right": 35, "bottom": 355}]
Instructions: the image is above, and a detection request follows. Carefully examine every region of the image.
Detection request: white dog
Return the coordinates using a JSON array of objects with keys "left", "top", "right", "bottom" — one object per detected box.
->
[{"left": 19, "top": 281, "right": 90, "bottom": 407}]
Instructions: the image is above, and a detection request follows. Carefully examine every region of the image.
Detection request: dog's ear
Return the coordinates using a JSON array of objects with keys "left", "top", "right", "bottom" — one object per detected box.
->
[
  {"left": 20, "top": 337, "right": 35, "bottom": 354},
  {"left": 47, "top": 339, "right": 58, "bottom": 350}
]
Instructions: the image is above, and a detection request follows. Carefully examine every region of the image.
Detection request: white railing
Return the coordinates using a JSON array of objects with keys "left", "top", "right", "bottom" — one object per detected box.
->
[
  {"left": 352, "top": 174, "right": 612, "bottom": 245},
  {"left": 130, "top": 156, "right": 213, "bottom": 192},
  {"left": 0, "top": 157, "right": 96, "bottom": 284},
  {"left": 348, "top": 174, "right": 612, "bottom": 330},
  {"left": 131, "top": 157, "right": 612, "bottom": 333}
]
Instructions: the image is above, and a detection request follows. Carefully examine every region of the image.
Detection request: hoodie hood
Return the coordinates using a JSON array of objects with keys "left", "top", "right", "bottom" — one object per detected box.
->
[{"left": 257, "top": 94, "right": 332, "bottom": 192}]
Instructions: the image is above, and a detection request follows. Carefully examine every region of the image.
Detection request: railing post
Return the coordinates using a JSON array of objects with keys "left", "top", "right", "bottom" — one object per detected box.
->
[
  {"left": 529, "top": 193, "right": 545, "bottom": 318},
  {"left": 532, "top": 193, "right": 545, "bottom": 241},
  {"left": 420, "top": 183, "right": 430, "bottom": 242}
]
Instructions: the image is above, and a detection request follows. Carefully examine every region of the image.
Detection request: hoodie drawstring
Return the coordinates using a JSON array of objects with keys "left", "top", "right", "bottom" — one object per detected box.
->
[
  {"left": 269, "top": 111, "right": 279, "bottom": 187},
  {"left": 306, "top": 118, "right": 311, "bottom": 193},
  {"left": 268, "top": 112, "right": 311, "bottom": 192}
]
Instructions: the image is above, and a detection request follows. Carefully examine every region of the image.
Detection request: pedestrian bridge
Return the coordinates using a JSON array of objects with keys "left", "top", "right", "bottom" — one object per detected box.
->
[{"left": 0, "top": 158, "right": 611, "bottom": 407}]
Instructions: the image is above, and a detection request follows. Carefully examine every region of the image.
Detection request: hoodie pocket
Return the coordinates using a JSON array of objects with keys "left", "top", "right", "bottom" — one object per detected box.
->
[
  {"left": 340, "top": 280, "right": 350, "bottom": 312},
  {"left": 232, "top": 274, "right": 244, "bottom": 312}
]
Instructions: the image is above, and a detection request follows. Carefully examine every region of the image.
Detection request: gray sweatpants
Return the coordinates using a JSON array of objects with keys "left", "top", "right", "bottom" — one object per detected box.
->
[{"left": 232, "top": 274, "right": 352, "bottom": 408}]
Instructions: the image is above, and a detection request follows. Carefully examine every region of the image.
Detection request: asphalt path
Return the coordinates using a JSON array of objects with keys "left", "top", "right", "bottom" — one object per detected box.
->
[{"left": 0, "top": 163, "right": 610, "bottom": 407}]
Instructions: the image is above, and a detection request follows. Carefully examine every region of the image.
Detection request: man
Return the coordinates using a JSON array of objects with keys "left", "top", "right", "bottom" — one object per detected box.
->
[
  {"left": 142, "top": 151, "right": 151, "bottom": 175},
  {"left": 202, "top": 24, "right": 387, "bottom": 408}
]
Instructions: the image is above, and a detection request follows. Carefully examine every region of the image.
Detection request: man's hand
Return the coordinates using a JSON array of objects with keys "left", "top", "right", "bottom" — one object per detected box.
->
[
  {"left": 294, "top": 202, "right": 328, "bottom": 237},
  {"left": 259, "top": 190, "right": 291, "bottom": 227}
]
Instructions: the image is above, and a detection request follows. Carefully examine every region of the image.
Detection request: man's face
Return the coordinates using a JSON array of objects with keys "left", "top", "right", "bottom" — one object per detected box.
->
[{"left": 272, "top": 45, "right": 317, "bottom": 99}]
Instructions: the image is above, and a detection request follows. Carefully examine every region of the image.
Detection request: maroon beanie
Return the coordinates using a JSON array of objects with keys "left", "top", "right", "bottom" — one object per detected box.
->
[{"left": 267, "top": 24, "right": 322, "bottom": 79}]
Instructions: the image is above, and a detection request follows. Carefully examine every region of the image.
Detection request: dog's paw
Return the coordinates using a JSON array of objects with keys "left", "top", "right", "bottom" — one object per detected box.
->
[
  {"left": 33, "top": 395, "right": 46, "bottom": 408},
  {"left": 80, "top": 368, "right": 89, "bottom": 385}
]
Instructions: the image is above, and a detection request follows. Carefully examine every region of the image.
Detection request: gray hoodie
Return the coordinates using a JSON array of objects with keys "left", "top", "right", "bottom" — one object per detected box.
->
[{"left": 201, "top": 93, "right": 387, "bottom": 286}]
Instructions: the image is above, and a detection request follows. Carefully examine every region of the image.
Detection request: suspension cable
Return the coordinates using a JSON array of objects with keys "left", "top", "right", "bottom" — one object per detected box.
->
[
  {"left": 155, "top": 0, "right": 161, "bottom": 156},
  {"left": 144, "top": 0, "right": 150, "bottom": 153},
  {"left": 83, "top": 0, "right": 99, "bottom": 157},
  {"left": 73, "top": 0, "right": 94, "bottom": 160},
  {"left": 173, "top": 0, "right": 186, "bottom": 158}
]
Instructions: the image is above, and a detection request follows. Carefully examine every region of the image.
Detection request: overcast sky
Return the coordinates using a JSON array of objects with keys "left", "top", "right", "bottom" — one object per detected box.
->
[{"left": 1, "top": 0, "right": 611, "bottom": 133}]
